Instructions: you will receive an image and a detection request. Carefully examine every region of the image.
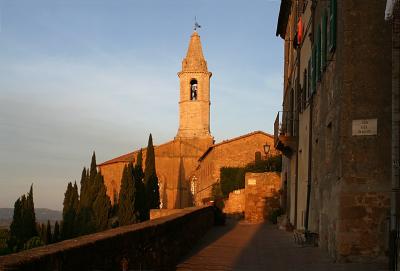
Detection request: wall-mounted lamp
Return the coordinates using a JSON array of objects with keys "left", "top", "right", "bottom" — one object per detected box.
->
[{"left": 264, "top": 144, "right": 271, "bottom": 155}]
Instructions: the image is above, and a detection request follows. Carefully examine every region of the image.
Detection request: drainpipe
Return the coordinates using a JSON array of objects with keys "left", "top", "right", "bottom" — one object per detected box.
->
[{"left": 305, "top": 96, "right": 313, "bottom": 231}]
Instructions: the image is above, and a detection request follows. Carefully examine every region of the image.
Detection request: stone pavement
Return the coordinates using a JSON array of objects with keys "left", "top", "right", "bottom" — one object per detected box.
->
[{"left": 176, "top": 219, "right": 388, "bottom": 271}]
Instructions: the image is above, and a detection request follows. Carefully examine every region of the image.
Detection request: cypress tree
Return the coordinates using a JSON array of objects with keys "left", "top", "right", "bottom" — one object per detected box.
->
[
  {"left": 45, "top": 220, "right": 52, "bottom": 245},
  {"left": 92, "top": 172, "right": 111, "bottom": 231},
  {"left": 24, "top": 185, "right": 37, "bottom": 239},
  {"left": 61, "top": 182, "right": 79, "bottom": 239},
  {"left": 77, "top": 167, "right": 91, "bottom": 234},
  {"left": 61, "top": 182, "right": 73, "bottom": 239},
  {"left": 53, "top": 221, "right": 60, "bottom": 243},
  {"left": 40, "top": 223, "right": 46, "bottom": 244},
  {"left": 77, "top": 152, "right": 97, "bottom": 235},
  {"left": 111, "top": 190, "right": 119, "bottom": 217},
  {"left": 144, "top": 134, "right": 160, "bottom": 210},
  {"left": 79, "top": 168, "right": 87, "bottom": 206},
  {"left": 89, "top": 151, "right": 97, "bottom": 183},
  {"left": 134, "top": 149, "right": 148, "bottom": 221},
  {"left": 118, "top": 163, "right": 137, "bottom": 225},
  {"left": 9, "top": 186, "right": 38, "bottom": 250},
  {"left": 8, "top": 198, "right": 23, "bottom": 250}
]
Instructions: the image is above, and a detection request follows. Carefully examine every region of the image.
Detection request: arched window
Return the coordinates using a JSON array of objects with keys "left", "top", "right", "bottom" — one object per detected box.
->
[{"left": 190, "top": 79, "right": 198, "bottom": 101}]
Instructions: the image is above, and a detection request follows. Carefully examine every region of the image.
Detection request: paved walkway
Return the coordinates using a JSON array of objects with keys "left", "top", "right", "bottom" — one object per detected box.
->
[{"left": 176, "top": 219, "right": 388, "bottom": 271}]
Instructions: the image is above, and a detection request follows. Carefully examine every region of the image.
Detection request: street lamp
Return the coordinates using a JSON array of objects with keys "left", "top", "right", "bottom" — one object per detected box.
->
[
  {"left": 264, "top": 144, "right": 271, "bottom": 171},
  {"left": 264, "top": 144, "right": 271, "bottom": 156}
]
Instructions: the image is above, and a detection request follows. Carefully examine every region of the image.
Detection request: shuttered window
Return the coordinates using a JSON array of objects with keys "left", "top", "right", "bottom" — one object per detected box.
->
[
  {"left": 316, "top": 25, "right": 321, "bottom": 81},
  {"left": 329, "top": 0, "right": 337, "bottom": 53},
  {"left": 308, "top": 59, "right": 312, "bottom": 97},
  {"left": 322, "top": 12, "right": 327, "bottom": 70},
  {"left": 312, "top": 46, "right": 317, "bottom": 93}
]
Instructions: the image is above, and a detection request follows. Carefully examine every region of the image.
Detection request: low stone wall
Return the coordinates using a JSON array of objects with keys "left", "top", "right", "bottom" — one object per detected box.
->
[
  {"left": 0, "top": 206, "right": 214, "bottom": 271},
  {"left": 223, "top": 189, "right": 245, "bottom": 215},
  {"left": 150, "top": 208, "right": 184, "bottom": 219},
  {"left": 245, "top": 172, "right": 281, "bottom": 223}
]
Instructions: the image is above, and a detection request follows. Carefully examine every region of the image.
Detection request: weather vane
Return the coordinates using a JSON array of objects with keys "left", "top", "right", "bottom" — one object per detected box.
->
[{"left": 194, "top": 16, "right": 201, "bottom": 31}]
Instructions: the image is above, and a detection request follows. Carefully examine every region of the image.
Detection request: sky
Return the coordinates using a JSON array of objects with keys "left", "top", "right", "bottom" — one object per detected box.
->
[{"left": 0, "top": 0, "right": 283, "bottom": 210}]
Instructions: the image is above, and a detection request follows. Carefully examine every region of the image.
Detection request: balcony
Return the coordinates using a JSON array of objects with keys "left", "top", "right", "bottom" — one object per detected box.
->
[{"left": 274, "top": 111, "right": 298, "bottom": 157}]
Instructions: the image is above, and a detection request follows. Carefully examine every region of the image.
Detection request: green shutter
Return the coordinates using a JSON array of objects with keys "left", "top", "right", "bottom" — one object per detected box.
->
[
  {"left": 317, "top": 25, "right": 321, "bottom": 81},
  {"left": 329, "top": 0, "right": 337, "bottom": 53},
  {"left": 312, "top": 46, "right": 317, "bottom": 93},
  {"left": 308, "top": 59, "right": 311, "bottom": 97},
  {"left": 322, "top": 12, "right": 327, "bottom": 69}
]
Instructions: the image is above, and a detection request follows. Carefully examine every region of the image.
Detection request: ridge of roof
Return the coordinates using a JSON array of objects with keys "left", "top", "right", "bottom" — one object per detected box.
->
[
  {"left": 97, "top": 140, "right": 175, "bottom": 166},
  {"left": 198, "top": 130, "right": 273, "bottom": 161}
]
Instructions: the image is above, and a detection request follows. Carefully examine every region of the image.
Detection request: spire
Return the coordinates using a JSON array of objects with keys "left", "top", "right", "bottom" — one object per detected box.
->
[{"left": 181, "top": 32, "right": 208, "bottom": 72}]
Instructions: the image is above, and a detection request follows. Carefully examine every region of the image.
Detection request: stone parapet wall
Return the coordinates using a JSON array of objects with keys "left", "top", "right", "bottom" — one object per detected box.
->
[
  {"left": 0, "top": 206, "right": 214, "bottom": 271},
  {"left": 150, "top": 208, "right": 184, "bottom": 220},
  {"left": 245, "top": 172, "right": 281, "bottom": 223},
  {"left": 223, "top": 189, "right": 245, "bottom": 215}
]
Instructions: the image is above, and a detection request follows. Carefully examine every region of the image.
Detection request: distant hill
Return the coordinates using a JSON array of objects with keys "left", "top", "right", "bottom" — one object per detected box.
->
[{"left": 0, "top": 208, "right": 62, "bottom": 228}]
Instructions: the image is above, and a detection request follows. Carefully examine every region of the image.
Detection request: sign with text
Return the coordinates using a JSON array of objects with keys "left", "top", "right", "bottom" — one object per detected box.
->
[
  {"left": 248, "top": 178, "right": 257, "bottom": 186},
  {"left": 352, "top": 119, "right": 378, "bottom": 136}
]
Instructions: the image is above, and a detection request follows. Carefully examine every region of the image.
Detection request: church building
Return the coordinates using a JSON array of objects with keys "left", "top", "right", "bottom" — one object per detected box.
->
[{"left": 98, "top": 30, "right": 276, "bottom": 209}]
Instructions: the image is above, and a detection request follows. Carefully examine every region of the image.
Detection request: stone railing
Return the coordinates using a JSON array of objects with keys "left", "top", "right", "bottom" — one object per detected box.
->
[{"left": 0, "top": 206, "right": 214, "bottom": 271}]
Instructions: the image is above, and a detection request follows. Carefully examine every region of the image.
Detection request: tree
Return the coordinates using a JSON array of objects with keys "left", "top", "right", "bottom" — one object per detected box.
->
[
  {"left": 45, "top": 220, "right": 52, "bottom": 245},
  {"left": 8, "top": 198, "right": 23, "bottom": 250},
  {"left": 118, "top": 164, "right": 137, "bottom": 225},
  {"left": 61, "top": 182, "right": 79, "bottom": 239},
  {"left": 24, "top": 185, "right": 38, "bottom": 240},
  {"left": 134, "top": 149, "right": 148, "bottom": 221},
  {"left": 23, "top": 236, "right": 43, "bottom": 250},
  {"left": 53, "top": 221, "right": 60, "bottom": 243},
  {"left": 8, "top": 185, "right": 38, "bottom": 251},
  {"left": 144, "top": 134, "right": 160, "bottom": 210},
  {"left": 77, "top": 152, "right": 98, "bottom": 235},
  {"left": 92, "top": 172, "right": 111, "bottom": 231},
  {"left": 39, "top": 223, "right": 46, "bottom": 244},
  {"left": 77, "top": 167, "right": 94, "bottom": 235},
  {"left": 110, "top": 190, "right": 119, "bottom": 218}
]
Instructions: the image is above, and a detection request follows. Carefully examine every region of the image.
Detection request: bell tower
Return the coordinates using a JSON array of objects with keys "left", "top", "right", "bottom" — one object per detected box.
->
[{"left": 176, "top": 31, "right": 212, "bottom": 139}]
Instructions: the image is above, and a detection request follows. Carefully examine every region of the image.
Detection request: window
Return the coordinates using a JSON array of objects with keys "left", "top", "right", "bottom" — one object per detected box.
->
[
  {"left": 308, "top": 59, "right": 312, "bottom": 97},
  {"left": 311, "top": 46, "right": 317, "bottom": 93},
  {"left": 190, "top": 79, "right": 198, "bottom": 100},
  {"left": 322, "top": 12, "right": 328, "bottom": 70},
  {"left": 328, "top": 0, "right": 337, "bottom": 53},
  {"left": 316, "top": 25, "right": 321, "bottom": 81}
]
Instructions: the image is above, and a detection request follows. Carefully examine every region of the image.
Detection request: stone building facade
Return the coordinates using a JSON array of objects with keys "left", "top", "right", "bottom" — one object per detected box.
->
[
  {"left": 275, "top": 0, "right": 392, "bottom": 263},
  {"left": 98, "top": 31, "right": 276, "bottom": 209},
  {"left": 192, "top": 131, "right": 277, "bottom": 205}
]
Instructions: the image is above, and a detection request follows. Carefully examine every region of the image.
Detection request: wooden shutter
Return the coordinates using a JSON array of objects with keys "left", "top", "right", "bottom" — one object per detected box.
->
[
  {"left": 312, "top": 46, "right": 317, "bottom": 93},
  {"left": 322, "top": 12, "right": 327, "bottom": 69},
  {"left": 329, "top": 0, "right": 337, "bottom": 53},
  {"left": 308, "top": 59, "right": 312, "bottom": 97},
  {"left": 317, "top": 25, "right": 321, "bottom": 81}
]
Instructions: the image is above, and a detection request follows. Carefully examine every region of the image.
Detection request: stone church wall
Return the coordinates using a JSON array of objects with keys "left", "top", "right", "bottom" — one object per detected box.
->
[
  {"left": 193, "top": 132, "right": 277, "bottom": 205},
  {"left": 100, "top": 137, "right": 213, "bottom": 209}
]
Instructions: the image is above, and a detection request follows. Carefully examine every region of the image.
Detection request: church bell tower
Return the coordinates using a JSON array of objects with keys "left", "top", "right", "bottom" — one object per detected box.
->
[{"left": 176, "top": 31, "right": 212, "bottom": 139}]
